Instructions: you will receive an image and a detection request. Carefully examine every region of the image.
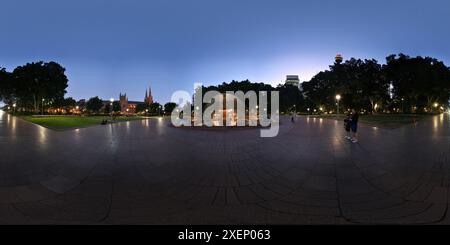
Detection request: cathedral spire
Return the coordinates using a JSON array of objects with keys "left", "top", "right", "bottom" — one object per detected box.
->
[{"left": 145, "top": 84, "right": 153, "bottom": 105}]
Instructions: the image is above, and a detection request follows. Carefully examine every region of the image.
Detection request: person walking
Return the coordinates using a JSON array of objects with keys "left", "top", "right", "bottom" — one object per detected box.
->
[{"left": 349, "top": 109, "right": 359, "bottom": 143}]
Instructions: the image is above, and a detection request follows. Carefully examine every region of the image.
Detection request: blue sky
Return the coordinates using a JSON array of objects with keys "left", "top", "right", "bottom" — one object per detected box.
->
[{"left": 1, "top": 0, "right": 450, "bottom": 103}]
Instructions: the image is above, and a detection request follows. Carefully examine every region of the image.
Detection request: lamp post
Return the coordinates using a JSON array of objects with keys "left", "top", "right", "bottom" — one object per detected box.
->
[
  {"left": 12, "top": 103, "right": 17, "bottom": 114},
  {"left": 434, "top": 103, "right": 439, "bottom": 113},
  {"left": 41, "top": 98, "right": 45, "bottom": 115},
  {"left": 109, "top": 98, "right": 114, "bottom": 121},
  {"left": 335, "top": 94, "right": 341, "bottom": 116},
  {"left": 400, "top": 98, "right": 404, "bottom": 113}
]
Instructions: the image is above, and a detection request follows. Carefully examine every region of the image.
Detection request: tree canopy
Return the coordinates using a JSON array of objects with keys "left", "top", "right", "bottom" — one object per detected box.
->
[
  {"left": 164, "top": 102, "right": 177, "bottom": 114},
  {"left": 301, "top": 54, "right": 450, "bottom": 113},
  {"left": 1, "top": 61, "right": 69, "bottom": 112},
  {"left": 384, "top": 54, "right": 450, "bottom": 112},
  {"left": 86, "top": 96, "right": 103, "bottom": 113}
]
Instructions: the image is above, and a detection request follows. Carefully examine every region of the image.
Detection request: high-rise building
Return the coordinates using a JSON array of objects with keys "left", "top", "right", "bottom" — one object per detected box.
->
[
  {"left": 285, "top": 75, "right": 300, "bottom": 86},
  {"left": 335, "top": 54, "right": 343, "bottom": 64}
]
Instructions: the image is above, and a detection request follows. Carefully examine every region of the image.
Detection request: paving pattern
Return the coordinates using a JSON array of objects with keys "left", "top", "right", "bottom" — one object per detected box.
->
[{"left": 1, "top": 110, "right": 450, "bottom": 224}]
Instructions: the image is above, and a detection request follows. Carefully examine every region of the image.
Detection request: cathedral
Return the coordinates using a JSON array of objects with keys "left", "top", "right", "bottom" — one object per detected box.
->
[{"left": 119, "top": 86, "right": 154, "bottom": 114}]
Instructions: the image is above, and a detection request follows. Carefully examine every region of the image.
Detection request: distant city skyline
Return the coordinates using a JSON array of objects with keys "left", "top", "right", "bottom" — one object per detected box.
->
[{"left": 1, "top": 0, "right": 450, "bottom": 103}]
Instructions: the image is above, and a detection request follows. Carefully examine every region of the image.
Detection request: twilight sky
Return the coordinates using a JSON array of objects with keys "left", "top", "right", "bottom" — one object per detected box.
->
[{"left": 1, "top": 0, "right": 450, "bottom": 103}]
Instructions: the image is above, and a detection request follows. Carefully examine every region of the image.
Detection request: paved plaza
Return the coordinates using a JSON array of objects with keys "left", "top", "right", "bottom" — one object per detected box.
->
[{"left": 1, "top": 110, "right": 450, "bottom": 224}]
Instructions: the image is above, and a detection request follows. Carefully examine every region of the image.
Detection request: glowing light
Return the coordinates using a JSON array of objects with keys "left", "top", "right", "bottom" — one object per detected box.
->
[
  {"left": 335, "top": 94, "right": 341, "bottom": 101},
  {"left": 433, "top": 103, "right": 439, "bottom": 108},
  {"left": 110, "top": 98, "right": 114, "bottom": 103}
]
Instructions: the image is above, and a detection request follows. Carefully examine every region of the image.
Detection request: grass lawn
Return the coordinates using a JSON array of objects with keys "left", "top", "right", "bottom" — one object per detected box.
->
[
  {"left": 311, "top": 113, "right": 433, "bottom": 129},
  {"left": 19, "top": 115, "right": 146, "bottom": 130}
]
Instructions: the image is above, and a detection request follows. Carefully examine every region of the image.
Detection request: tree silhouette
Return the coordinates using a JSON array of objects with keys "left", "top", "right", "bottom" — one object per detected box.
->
[{"left": 86, "top": 96, "right": 103, "bottom": 113}]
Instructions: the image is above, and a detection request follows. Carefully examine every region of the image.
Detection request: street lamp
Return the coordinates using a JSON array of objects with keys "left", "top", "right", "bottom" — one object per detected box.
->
[
  {"left": 12, "top": 103, "right": 16, "bottom": 114},
  {"left": 401, "top": 98, "right": 405, "bottom": 113},
  {"left": 109, "top": 98, "right": 114, "bottom": 120},
  {"left": 335, "top": 94, "right": 341, "bottom": 115},
  {"left": 42, "top": 98, "right": 45, "bottom": 115},
  {"left": 434, "top": 103, "right": 439, "bottom": 113}
]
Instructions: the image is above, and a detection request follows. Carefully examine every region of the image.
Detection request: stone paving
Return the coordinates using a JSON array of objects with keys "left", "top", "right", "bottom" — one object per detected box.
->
[{"left": 1, "top": 110, "right": 450, "bottom": 224}]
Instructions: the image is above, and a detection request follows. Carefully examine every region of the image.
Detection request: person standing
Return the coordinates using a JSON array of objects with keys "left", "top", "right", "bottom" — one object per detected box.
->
[
  {"left": 350, "top": 109, "right": 359, "bottom": 143},
  {"left": 344, "top": 112, "right": 352, "bottom": 140}
]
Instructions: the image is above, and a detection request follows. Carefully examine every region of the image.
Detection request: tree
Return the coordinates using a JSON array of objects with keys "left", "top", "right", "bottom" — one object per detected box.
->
[
  {"left": 77, "top": 99, "right": 86, "bottom": 111},
  {"left": 164, "top": 102, "right": 177, "bottom": 114},
  {"left": 0, "top": 68, "right": 14, "bottom": 104},
  {"left": 12, "top": 61, "right": 68, "bottom": 112},
  {"left": 104, "top": 103, "right": 111, "bottom": 114},
  {"left": 339, "top": 58, "right": 389, "bottom": 112},
  {"left": 302, "top": 58, "right": 389, "bottom": 113},
  {"left": 384, "top": 54, "right": 450, "bottom": 112},
  {"left": 301, "top": 70, "right": 339, "bottom": 111},
  {"left": 53, "top": 97, "right": 76, "bottom": 109},
  {"left": 149, "top": 102, "right": 162, "bottom": 115},
  {"left": 276, "top": 84, "right": 305, "bottom": 113},
  {"left": 86, "top": 96, "right": 103, "bottom": 113},
  {"left": 112, "top": 101, "right": 121, "bottom": 112},
  {"left": 63, "top": 97, "right": 77, "bottom": 108},
  {"left": 202, "top": 80, "right": 276, "bottom": 113},
  {"left": 135, "top": 103, "right": 149, "bottom": 113}
]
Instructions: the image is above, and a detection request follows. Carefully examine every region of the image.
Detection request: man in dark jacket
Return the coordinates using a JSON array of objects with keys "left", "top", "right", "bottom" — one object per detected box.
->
[
  {"left": 350, "top": 109, "right": 359, "bottom": 143},
  {"left": 344, "top": 112, "right": 352, "bottom": 140}
]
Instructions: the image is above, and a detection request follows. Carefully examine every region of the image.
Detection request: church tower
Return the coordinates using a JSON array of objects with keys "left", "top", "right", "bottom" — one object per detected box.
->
[
  {"left": 145, "top": 85, "right": 154, "bottom": 105},
  {"left": 119, "top": 93, "right": 128, "bottom": 113}
]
